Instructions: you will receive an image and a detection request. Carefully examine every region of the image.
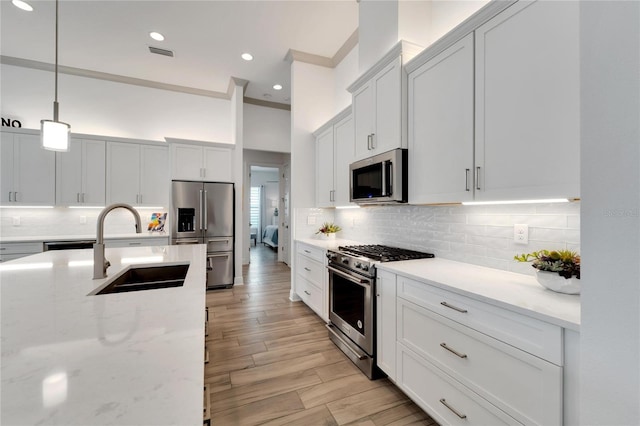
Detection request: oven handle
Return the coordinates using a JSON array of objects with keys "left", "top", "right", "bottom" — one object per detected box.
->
[{"left": 327, "top": 266, "right": 371, "bottom": 286}]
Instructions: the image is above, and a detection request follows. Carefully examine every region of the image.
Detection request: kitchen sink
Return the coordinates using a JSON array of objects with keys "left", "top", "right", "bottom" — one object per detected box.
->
[{"left": 92, "top": 263, "right": 190, "bottom": 295}]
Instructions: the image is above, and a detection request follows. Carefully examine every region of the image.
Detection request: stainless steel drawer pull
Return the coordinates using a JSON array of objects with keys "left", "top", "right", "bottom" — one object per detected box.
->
[
  {"left": 304, "top": 249, "right": 311, "bottom": 254},
  {"left": 304, "top": 290, "right": 311, "bottom": 295},
  {"left": 475, "top": 166, "right": 481, "bottom": 190},
  {"left": 439, "top": 398, "right": 467, "bottom": 419},
  {"left": 440, "top": 342, "right": 468, "bottom": 359},
  {"left": 440, "top": 301, "right": 468, "bottom": 313},
  {"left": 128, "top": 242, "right": 142, "bottom": 246},
  {"left": 304, "top": 267, "right": 311, "bottom": 272}
]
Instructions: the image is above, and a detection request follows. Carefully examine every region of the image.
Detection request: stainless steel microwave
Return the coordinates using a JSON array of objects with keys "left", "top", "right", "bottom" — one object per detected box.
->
[{"left": 350, "top": 148, "right": 408, "bottom": 204}]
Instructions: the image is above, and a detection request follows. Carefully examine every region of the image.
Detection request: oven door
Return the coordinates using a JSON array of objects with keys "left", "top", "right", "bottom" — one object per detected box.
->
[{"left": 328, "top": 264, "right": 374, "bottom": 355}]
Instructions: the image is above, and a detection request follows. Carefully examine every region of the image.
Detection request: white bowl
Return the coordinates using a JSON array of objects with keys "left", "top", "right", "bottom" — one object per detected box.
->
[{"left": 535, "top": 270, "right": 580, "bottom": 295}]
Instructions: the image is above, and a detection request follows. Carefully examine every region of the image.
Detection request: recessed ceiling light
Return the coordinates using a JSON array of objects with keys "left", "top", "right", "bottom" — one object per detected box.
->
[
  {"left": 241, "top": 53, "right": 253, "bottom": 61},
  {"left": 12, "top": 0, "right": 33, "bottom": 11},
  {"left": 149, "top": 32, "right": 165, "bottom": 41},
  {"left": 273, "top": 84, "right": 283, "bottom": 91}
]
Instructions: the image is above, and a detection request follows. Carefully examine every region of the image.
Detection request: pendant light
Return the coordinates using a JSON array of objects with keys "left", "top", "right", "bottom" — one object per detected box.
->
[{"left": 41, "top": 0, "right": 70, "bottom": 152}]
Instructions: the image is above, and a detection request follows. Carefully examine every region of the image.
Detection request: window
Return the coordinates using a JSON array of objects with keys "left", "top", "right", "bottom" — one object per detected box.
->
[{"left": 250, "top": 186, "right": 261, "bottom": 238}]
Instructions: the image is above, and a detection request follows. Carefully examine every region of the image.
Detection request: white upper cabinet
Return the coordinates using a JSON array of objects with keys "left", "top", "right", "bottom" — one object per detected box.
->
[
  {"left": 406, "top": 0, "right": 580, "bottom": 204},
  {"left": 106, "top": 142, "right": 169, "bottom": 207},
  {"left": 56, "top": 139, "right": 106, "bottom": 206},
  {"left": 474, "top": 0, "right": 580, "bottom": 201},
  {"left": 314, "top": 108, "right": 354, "bottom": 208},
  {"left": 315, "top": 127, "right": 334, "bottom": 208},
  {"left": 408, "top": 33, "right": 474, "bottom": 204},
  {"left": 171, "top": 143, "right": 233, "bottom": 182},
  {"left": 1, "top": 132, "right": 55, "bottom": 205},
  {"left": 333, "top": 113, "right": 355, "bottom": 206},
  {"left": 349, "top": 41, "right": 423, "bottom": 161}
]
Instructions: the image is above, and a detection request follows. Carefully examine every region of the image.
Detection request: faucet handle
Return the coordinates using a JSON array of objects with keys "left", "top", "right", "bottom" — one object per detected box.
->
[{"left": 104, "top": 259, "right": 111, "bottom": 269}]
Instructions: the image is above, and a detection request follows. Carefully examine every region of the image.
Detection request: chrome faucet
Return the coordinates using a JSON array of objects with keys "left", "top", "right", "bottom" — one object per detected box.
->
[{"left": 93, "top": 203, "right": 142, "bottom": 279}]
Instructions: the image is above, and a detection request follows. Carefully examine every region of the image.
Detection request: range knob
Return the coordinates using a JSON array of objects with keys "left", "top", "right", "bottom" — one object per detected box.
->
[
  {"left": 354, "top": 262, "right": 363, "bottom": 269},
  {"left": 341, "top": 257, "right": 350, "bottom": 265},
  {"left": 326, "top": 252, "right": 337, "bottom": 261},
  {"left": 360, "top": 264, "right": 369, "bottom": 271}
]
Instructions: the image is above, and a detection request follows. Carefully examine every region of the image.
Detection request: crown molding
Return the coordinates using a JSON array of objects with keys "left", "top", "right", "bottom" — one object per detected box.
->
[
  {"left": 285, "top": 28, "right": 359, "bottom": 69},
  {"left": 0, "top": 55, "right": 229, "bottom": 99}
]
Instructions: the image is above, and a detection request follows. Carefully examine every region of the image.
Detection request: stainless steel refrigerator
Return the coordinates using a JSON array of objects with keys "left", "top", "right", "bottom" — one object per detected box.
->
[{"left": 170, "top": 180, "right": 234, "bottom": 289}]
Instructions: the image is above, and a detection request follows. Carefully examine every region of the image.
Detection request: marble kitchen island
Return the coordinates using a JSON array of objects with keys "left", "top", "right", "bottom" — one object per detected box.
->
[{"left": 0, "top": 244, "right": 206, "bottom": 425}]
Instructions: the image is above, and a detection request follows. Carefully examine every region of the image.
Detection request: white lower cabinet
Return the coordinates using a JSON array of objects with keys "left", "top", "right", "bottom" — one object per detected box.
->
[
  {"left": 377, "top": 270, "right": 565, "bottom": 426},
  {"left": 0, "top": 242, "right": 43, "bottom": 262},
  {"left": 104, "top": 237, "right": 169, "bottom": 248},
  {"left": 295, "top": 242, "right": 328, "bottom": 321},
  {"left": 397, "top": 298, "right": 561, "bottom": 425},
  {"left": 397, "top": 343, "right": 521, "bottom": 425}
]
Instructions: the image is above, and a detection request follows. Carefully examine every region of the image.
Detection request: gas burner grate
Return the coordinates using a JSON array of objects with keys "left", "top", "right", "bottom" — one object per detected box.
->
[{"left": 338, "top": 245, "right": 434, "bottom": 262}]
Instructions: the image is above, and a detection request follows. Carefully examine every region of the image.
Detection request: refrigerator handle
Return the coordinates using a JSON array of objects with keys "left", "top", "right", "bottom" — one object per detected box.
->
[
  {"left": 203, "top": 190, "right": 208, "bottom": 232},
  {"left": 199, "top": 189, "right": 203, "bottom": 231}
]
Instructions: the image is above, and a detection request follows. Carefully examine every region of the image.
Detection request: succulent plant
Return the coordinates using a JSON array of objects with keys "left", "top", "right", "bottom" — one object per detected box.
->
[
  {"left": 514, "top": 249, "right": 580, "bottom": 279},
  {"left": 315, "top": 222, "right": 341, "bottom": 235}
]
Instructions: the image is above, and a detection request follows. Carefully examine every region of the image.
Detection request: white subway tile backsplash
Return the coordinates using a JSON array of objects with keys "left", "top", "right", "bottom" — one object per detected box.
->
[{"left": 331, "top": 201, "right": 581, "bottom": 275}]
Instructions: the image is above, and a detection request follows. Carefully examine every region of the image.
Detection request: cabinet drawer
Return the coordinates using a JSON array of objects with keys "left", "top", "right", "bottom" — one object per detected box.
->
[
  {"left": 104, "top": 237, "right": 168, "bottom": 248},
  {"left": 0, "top": 242, "right": 43, "bottom": 255},
  {"left": 397, "top": 343, "right": 522, "bottom": 426},
  {"left": 398, "top": 298, "right": 562, "bottom": 426},
  {"left": 296, "top": 254, "right": 324, "bottom": 287},
  {"left": 297, "top": 275, "right": 323, "bottom": 316},
  {"left": 296, "top": 243, "right": 325, "bottom": 263},
  {"left": 397, "top": 276, "right": 562, "bottom": 365}
]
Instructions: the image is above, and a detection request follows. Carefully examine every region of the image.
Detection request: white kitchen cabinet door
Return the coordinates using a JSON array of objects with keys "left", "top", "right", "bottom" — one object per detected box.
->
[
  {"left": 57, "top": 139, "right": 106, "bottom": 206},
  {"left": 353, "top": 83, "right": 375, "bottom": 161},
  {"left": 376, "top": 269, "right": 397, "bottom": 381},
  {"left": 333, "top": 113, "right": 354, "bottom": 206},
  {"left": 171, "top": 144, "right": 203, "bottom": 180},
  {"left": 139, "top": 145, "right": 169, "bottom": 207},
  {"left": 373, "top": 58, "right": 402, "bottom": 156},
  {"left": 1, "top": 132, "right": 15, "bottom": 204},
  {"left": 203, "top": 146, "right": 233, "bottom": 182},
  {"left": 106, "top": 142, "right": 140, "bottom": 205},
  {"left": 475, "top": 0, "right": 580, "bottom": 201},
  {"left": 408, "top": 33, "right": 474, "bottom": 204},
  {"left": 315, "top": 127, "right": 334, "bottom": 208},
  {"left": 1, "top": 133, "right": 56, "bottom": 205}
]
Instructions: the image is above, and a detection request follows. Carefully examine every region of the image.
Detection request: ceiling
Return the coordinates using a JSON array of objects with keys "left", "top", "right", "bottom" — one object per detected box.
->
[{"left": 0, "top": 0, "right": 359, "bottom": 106}]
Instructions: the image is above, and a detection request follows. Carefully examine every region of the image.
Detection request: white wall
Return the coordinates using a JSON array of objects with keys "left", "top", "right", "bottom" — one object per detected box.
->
[
  {"left": 580, "top": 1, "right": 640, "bottom": 424},
  {"left": 358, "top": 0, "right": 400, "bottom": 73},
  {"left": 428, "top": 1, "right": 489, "bottom": 44},
  {"left": 243, "top": 104, "right": 290, "bottom": 153},
  {"left": 334, "top": 45, "right": 359, "bottom": 114},
  {"left": 0, "top": 64, "right": 232, "bottom": 142}
]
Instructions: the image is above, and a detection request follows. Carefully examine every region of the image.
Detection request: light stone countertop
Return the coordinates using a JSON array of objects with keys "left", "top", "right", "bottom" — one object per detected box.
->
[
  {"left": 0, "top": 244, "right": 206, "bottom": 425},
  {"left": 377, "top": 257, "right": 580, "bottom": 331},
  {"left": 0, "top": 233, "right": 169, "bottom": 243},
  {"left": 296, "top": 237, "right": 366, "bottom": 251}
]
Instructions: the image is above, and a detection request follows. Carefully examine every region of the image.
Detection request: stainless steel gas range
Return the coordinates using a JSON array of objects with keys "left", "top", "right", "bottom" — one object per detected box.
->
[{"left": 325, "top": 245, "right": 434, "bottom": 379}]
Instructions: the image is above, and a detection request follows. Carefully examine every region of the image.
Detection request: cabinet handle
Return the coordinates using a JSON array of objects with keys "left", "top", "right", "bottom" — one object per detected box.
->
[
  {"left": 370, "top": 133, "right": 375, "bottom": 149},
  {"left": 439, "top": 398, "right": 467, "bottom": 419},
  {"left": 128, "top": 242, "right": 142, "bottom": 246},
  {"left": 14, "top": 192, "right": 18, "bottom": 202},
  {"left": 304, "top": 267, "right": 311, "bottom": 272},
  {"left": 304, "top": 290, "right": 311, "bottom": 295},
  {"left": 440, "top": 342, "right": 468, "bottom": 359},
  {"left": 475, "top": 166, "right": 481, "bottom": 190},
  {"left": 139, "top": 194, "right": 143, "bottom": 204},
  {"left": 465, "top": 169, "right": 470, "bottom": 192},
  {"left": 77, "top": 193, "right": 80, "bottom": 203},
  {"left": 304, "top": 250, "right": 311, "bottom": 254},
  {"left": 367, "top": 134, "right": 372, "bottom": 150},
  {"left": 440, "top": 301, "right": 467, "bottom": 313}
]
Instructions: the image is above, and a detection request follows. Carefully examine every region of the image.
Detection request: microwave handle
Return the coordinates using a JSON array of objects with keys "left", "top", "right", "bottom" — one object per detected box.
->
[{"left": 382, "top": 161, "right": 387, "bottom": 196}]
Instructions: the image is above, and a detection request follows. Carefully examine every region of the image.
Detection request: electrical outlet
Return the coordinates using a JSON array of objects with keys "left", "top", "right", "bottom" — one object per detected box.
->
[
  {"left": 80, "top": 216, "right": 87, "bottom": 225},
  {"left": 307, "top": 216, "right": 316, "bottom": 225},
  {"left": 12, "top": 216, "right": 20, "bottom": 226},
  {"left": 513, "top": 224, "right": 529, "bottom": 244}
]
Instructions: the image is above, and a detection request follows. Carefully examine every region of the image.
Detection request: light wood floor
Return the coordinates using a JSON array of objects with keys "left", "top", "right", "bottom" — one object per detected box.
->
[{"left": 204, "top": 244, "right": 437, "bottom": 425}]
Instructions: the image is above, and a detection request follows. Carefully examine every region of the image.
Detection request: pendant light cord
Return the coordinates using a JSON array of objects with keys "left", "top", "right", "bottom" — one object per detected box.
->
[{"left": 53, "top": 0, "right": 59, "bottom": 121}]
